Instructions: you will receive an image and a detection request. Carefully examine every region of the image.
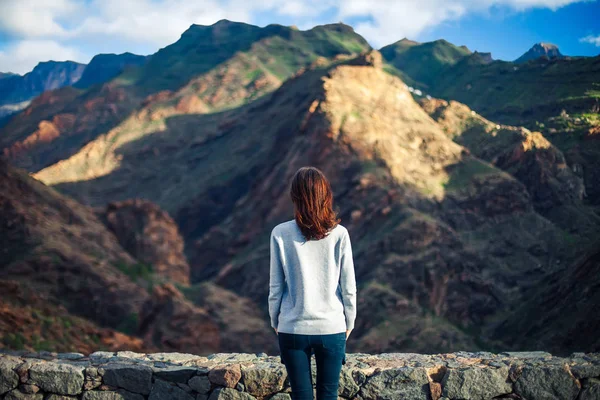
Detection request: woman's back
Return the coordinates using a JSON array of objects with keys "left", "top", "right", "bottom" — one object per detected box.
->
[{"left": 268, "top": 219, "right": 356, "bottom": 335}]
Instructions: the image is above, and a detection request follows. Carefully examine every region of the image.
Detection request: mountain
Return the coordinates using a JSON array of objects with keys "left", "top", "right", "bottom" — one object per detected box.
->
[
  {"left": 380, "top": 38, "right": 471, "bottom": 88},
  {"left": 0, "top": 61, "right": 86, "bottom": 123},
  {"left": 381, "top": 38, "right": 600, "bottom": 208},
  {"left": 0, "top": 159, "right": 276, "bottom": 354},
  {"left": 74, "top": 52, "right": 147, "bottom": 89},
  {"left": 515, "top": 42, "right": 564, "bottom": 63},
  {"left": 26, "top": 51, "right": 598, "bottom": 354},
  {"left": 382, "top": 39, "right": 600, "bottom": 126},
  {"left": 0, "top": 61, "right": 85, "bottom": 107},
  {"left": 0, "top": 20, "right": 370, "bottom": 172},
  {"left": 1, "top": 23, "right": 599, "bottom": 355}
]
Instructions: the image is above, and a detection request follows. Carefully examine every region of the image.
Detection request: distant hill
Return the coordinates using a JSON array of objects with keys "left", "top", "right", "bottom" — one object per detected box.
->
[
  {"left": 74, "top": 52, "right": 147, "bottom": 89},
  {"left": 382, "top": 39, "right": 599, "bottom": 126},
  {"left": 380, "top": 38, "right": 471, "bottom": 88},
  {"left": 515, "top": 42, "right": 564, "bottom": 63},
  {"left": 0, "top": 61, "right": 85, "bottom": 107},
  {"left": 0, "top": 54, "right": 147, "bottom": 126},
  {"left": 0, "top": 61, "right": 85, "bottom": 121}
]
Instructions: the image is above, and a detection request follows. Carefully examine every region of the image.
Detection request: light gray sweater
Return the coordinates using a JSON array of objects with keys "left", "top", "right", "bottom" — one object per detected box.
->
[{"left": 268, "top": 219, "right": 357, "bottom": 334}]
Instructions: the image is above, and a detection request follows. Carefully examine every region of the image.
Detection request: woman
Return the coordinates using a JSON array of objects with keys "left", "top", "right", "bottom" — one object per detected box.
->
[{"left": 268, "top": 166, "right": 357, "bottom": 400}]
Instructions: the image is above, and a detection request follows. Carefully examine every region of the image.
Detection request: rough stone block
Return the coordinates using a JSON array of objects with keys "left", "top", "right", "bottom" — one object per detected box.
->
[
  {"left": 149, "top": 379, "right": 194, "bottom": 400},
  {"left": 4, "top": 389, "right": 44, "bottom": 399},
  {"left": 102, "top": 364, "right": 152, "bottom": 395},
  {"left": 82, "top": 390, "right": 145, "bottom": 400},
  {"left": 240, "top": 363, "right": 287, "bottom": 397},
  {"left": 441, "top": 366, "right": 512, "bottom": 400},
  {"left": 154, "top": 366, "right": 198, "bottom": 383},
  {"left": 188, "top": 375, "right": 211, "bottom": 394},
  {"left": 208, "top": 387, "right": 257, "bottom": 400},
  {"left": 29, "top": 361, "right": 84, "bottom": 395},
  {"left": 358, "top": 367, "right": 430, "bottom": 399},
  {"left": 0, "top": 356, "right": 21, "bottom": 395},
  {"left": 208, "top": 364, "right": 241, "bottom": 388},
  {"left": 514, "top": 364, "right": 580, "bottom": 400}
]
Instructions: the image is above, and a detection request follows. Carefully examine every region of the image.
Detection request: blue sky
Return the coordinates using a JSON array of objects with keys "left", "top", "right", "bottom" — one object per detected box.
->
[{"left": 0, "top": 0, "right": 599, "bottom": 74}]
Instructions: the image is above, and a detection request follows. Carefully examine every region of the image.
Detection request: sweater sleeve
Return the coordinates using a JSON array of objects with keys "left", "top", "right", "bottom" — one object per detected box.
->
[
  {"left": 268, "top": 230, "right": 285, "bottom": 329},
  {"left": 340, "top": 230, "right": 357, "bottom": 330}
]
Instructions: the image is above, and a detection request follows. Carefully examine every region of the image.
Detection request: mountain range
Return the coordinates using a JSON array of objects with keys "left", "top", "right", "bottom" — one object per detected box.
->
[
  {"left": 0, "top": 20, "right": 599, "bottom": 356},
  {"left": 0, "top": 53, "right": 147, "bottom": 123}
]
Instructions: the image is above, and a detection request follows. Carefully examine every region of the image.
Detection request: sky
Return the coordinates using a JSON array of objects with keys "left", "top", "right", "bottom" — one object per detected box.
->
[{"left": 0, "top": 0, "right": 599, "bottom": 74}]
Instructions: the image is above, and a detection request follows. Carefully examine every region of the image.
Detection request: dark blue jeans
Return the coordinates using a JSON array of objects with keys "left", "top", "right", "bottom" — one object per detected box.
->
[{"left": 278, "top": 332, "right": 346, "bottom": 400}]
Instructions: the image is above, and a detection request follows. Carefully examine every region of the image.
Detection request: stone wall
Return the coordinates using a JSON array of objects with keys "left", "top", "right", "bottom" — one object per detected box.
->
[{"left": 0, "top": 350, "right": 599, "bottom": 399}]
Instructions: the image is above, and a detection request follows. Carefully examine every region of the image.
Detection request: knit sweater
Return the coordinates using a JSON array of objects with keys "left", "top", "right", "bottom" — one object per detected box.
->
[{"left": 268, "top": 219, "right": 357, "bottom": 334}]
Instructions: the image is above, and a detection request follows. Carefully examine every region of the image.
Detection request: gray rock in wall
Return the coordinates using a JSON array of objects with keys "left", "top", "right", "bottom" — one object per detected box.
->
[
  {"left": 338, "top": 368, "right": 366, "bottom": 398},
  {"left": 208, "top": 387, "right": 257, "bottom": 400},
  {"left": 28, "top": 362, "right": 84, "bottom": 395},
  {"left": 571, "top": 364, "right": 600, "bottom": 380},
  {"left": 1, "top": 351, "right": 599, "bottom": 400},
  {"left": 102, "top": 363, "right": 153, "bottom": 395},
  {"left": 441, "top": 365, "right": 512, "bottom": 399},
  {"left": 149, "top": 379, "right": 195, "bottom": 400},
  {"left": 0, "top": 357, "right": 20, "bottom": 395},
  {"left": 4, "top": 389, "right": 44, "bottom": 399},
  {"left": 154, "top": 366, "right": 198, "bottom": 383},
  {"left": 514, "top": 364, "right": 581, "bottom": 400},
  {"left": 579, "top": 378, "right": 600, "bottom": 400},
  {"left": 188, "top": 375, "right": 211, "bottom": 394},
  {"left": 269, "top": 394, "right": 291, "bottom": 400},
  {"left": 240, "top": 363, "right": 287, "bottom": 397},
  {"left": 358, "top": 366, "right": 430, "bottom": 399},
  {"left": 82, "top": 390, "right": 145, "bottom": 400}
]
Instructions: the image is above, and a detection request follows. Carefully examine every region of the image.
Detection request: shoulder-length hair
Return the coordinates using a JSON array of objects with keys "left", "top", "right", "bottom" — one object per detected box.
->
[{"left": 290, "top": 166, "right": 341, "bottom": 241}]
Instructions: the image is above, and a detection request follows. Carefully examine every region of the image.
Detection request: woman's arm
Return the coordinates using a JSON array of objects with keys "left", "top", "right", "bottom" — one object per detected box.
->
[
  {"left": 268, "top": 230, "right": 285, "bottom": 331},
  {"left": 340, "top": 230, "right": 357, "bottom": 333}
]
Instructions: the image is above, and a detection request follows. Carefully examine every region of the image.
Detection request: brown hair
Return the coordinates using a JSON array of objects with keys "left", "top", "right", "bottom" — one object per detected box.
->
[{"left": 290, "top": 166, "right": 341, "bottom": 241}]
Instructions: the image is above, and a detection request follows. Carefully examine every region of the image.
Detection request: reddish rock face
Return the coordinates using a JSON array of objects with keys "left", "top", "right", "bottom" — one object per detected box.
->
[{"left": 98, "top": 199, "right": 190, "bottom": 285}]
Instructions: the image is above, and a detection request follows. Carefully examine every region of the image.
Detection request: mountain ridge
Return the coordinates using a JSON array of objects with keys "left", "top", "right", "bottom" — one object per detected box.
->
[
  {"left": 0, "top": 21, "right": 598, "bottom": 355},
  {"left": 515, "top": 42, "right": 564, "bottom": 63}
]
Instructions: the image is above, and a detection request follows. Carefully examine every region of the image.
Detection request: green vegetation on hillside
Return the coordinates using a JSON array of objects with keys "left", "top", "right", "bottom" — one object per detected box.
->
[
  {"left": 381, "top": 39, "right": 471, "bottom": 89},
  {"left": 382, "top": 39, "right": 600, "bottom": 126},
  {"left": 126, "top": 21, "right": 371, "bottom": 92}
]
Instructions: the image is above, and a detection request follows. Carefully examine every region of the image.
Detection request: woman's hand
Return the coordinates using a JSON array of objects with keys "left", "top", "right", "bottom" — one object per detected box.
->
[
  {"left": 273, "top": 327, "right": 278, "bottom": 335},
  {"left": 346, "top": 329, "right": 352, "bottom": 339}
]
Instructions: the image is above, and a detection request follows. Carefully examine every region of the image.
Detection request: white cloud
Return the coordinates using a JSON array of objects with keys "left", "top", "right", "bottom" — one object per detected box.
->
[
  {"left": 0, "top": 40, "right": 86, "bottom": 74},
  {"left": 338, "top": 0, "right": 468, "bottom": 47},
  {"left": 0, "top": 0, "right": 81, "bottom": 38},
  {"left": 0, "top": 0, "right": 591, "bottom": 72},
  {"left": 336, "top": 0, "right": 587, "bottom": 47},
  {"left": 580, "top": 34, "right": 600, "bottom": 46}
]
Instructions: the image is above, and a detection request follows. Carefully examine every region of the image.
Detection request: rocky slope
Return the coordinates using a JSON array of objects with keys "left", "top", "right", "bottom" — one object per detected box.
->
[
  {"left": 0, "top": 160, "right": 276, "bottom": 355},
  {"left": 515, "top": 42, "right": 564, "bottom": 63},
  {"left": 1, "top": 23, "right": 598, "bottom": 356},
  {"left": 96, "top": 199, "right": 190, "bottom": 285},
  {"left": 419, "top": 98, "right": 588, "bottom": 213},
  {"left": 0, "top": 20, "right": 370, "bottom": 173},
  {"left": 382, "top": 39, "right": 600, "bottom": 126},
  {"left": 24, "top": 51, "right": 597, "bottom": 355}
]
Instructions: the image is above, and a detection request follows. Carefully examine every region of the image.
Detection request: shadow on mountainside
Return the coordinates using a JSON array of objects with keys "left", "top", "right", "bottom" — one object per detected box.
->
[{"left": 34, "top": 58, "right": 600, "bottom": 356}]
